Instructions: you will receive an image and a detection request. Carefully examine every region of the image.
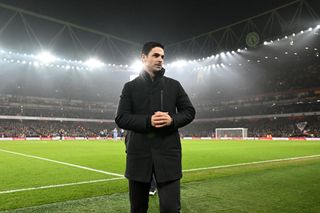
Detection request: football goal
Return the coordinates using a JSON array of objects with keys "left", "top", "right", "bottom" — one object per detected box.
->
[{"left": 215, "top": 128, "right": 248, "bottom": 139}]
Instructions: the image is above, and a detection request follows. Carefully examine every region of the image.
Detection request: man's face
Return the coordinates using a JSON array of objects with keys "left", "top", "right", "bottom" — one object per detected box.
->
[{"left": 142, "top": 47, "right": 164, "bottom": 72}]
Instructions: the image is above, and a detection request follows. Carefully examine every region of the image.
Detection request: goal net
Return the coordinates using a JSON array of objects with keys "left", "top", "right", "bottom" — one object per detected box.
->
[{"left": 215, "top": 128, "right": 248, "bottom": 139}]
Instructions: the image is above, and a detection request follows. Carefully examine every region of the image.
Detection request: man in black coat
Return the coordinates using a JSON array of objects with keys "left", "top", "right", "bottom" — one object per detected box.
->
[{"left": 115, "top": 41, "right": 195, "bottom": 213}]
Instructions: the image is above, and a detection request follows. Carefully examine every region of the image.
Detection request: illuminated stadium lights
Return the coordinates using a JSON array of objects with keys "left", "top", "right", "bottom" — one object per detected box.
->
[
  {"left": 0, "top": 24, "right": 318, "bottom": 74},
  {"left": 130, "top": 60, "right": 143, "bottom": 72},
  {"left": 33, "top": 61, "right": 39, "bottom": 67},
  {"left": 171, "top": 60, "right": 187, "bottom": 68},
  {"left": 36, "top": 51, "right": 57, "bottom": 63},
  {"left": 84, "top": 58, "right": 105, "bottom": 69}
]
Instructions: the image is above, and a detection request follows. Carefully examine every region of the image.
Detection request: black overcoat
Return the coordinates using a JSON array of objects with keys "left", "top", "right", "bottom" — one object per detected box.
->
[{"left": 115, "top": 69, "right": 195, "bottom": 183}]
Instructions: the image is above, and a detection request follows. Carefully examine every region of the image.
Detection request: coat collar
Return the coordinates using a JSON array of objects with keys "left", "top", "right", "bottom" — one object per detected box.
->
[{"left": 140, "top": 68, "right": 165, "bottom": 83}]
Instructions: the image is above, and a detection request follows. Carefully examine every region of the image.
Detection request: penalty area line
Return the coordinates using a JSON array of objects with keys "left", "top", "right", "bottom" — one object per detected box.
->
[
  {"left": 182, "top": 154, "right": 320, "bottom": 172},
  {"left": 0, "top": 148, "right": 123, "bottom": 177},
  {"left": 0, "top": 177, "right": 125, "bottom": 195}
]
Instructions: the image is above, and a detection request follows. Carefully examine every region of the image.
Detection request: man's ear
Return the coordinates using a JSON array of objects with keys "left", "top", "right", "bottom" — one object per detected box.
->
[{"left": 141, "top": 53, "right": 147, "bottom": 63}]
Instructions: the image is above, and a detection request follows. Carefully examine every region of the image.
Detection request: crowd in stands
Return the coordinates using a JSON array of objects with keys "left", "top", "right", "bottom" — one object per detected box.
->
[
  {"left": 180, "top": 116, "right": 320, "bottom": 138},
  {"left": 0, "top": 106, "right": 115, "bottom": 119},
  {"left": 0, "top": 116, "right": 319, "bottom": 138},
  {"left": 0, "top": 120, "right": 117, "bottom": 138},
  {"left": 1, "top": 87, "right": 319, "bottom": 120}
]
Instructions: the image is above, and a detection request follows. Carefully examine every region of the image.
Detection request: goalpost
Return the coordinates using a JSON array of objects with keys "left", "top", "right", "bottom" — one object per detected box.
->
[{"left": 215, "top": 128, "right": 248, "bottom": 139}]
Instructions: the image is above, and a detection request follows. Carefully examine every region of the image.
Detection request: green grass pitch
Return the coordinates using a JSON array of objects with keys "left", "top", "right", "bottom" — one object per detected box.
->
[{"left": 0, "top": 139, "right": 320, "bottom": 212}]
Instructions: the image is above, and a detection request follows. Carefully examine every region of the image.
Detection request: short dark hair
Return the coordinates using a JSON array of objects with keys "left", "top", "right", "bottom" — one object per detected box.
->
[{"left": 141, "top": 41, "right": 164, "bottom": 56}]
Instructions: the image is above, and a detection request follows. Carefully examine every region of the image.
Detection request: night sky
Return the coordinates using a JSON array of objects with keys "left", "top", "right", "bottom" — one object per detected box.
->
[{"left": 0, "top": 0, "right": 304, "bottom": 45}]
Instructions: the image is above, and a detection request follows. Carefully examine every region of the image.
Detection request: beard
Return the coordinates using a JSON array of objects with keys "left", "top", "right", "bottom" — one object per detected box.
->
[{"left": 153, "top": 64, "right": 162, "bottom": 71}]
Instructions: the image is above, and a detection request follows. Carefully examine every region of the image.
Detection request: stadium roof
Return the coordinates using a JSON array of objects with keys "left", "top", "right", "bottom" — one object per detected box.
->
[
  {"left": 1, "top": 0, "right": 318, "bottom": 45},
  {"left": 0, "top": 0, "right": 319, "bottom": 63}
]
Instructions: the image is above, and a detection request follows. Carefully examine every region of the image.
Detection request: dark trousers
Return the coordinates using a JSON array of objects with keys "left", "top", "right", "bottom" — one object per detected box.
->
[{"left": 129, "top": 178, "right": 181, "bottom": 213}]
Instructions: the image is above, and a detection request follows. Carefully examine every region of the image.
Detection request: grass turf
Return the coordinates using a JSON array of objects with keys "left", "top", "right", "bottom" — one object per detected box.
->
[{"left": 0, "top": 140, "right": 320, "bottom": 212}]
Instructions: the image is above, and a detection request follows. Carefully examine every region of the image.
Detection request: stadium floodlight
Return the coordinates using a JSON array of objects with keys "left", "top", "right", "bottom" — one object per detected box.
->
[
  {"left": 36, "top": 51, "right": 57, "bottom": 63},
  {"left": 172, "top": 60, "right": 187, "bottom": 68},
  {"left": 84, "top": 58, "right": 105, "bottom": 69},
  {"left": 130, "top": 60, "right": 143, "bottom": 72},
  {"left": 33, "top": 61, "right": 39, "bottom": 67}
]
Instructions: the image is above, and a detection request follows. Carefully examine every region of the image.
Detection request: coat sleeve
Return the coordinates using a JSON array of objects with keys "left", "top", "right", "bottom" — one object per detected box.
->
[
  {"left": 115, "top": 82, "right": 152, "bottom": 132},
  {"left": 171, "top": 82, "right": 195, "bottom": 129}
]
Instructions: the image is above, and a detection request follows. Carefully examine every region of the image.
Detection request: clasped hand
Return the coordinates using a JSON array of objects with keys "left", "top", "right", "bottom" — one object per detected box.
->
[{"left": 151, "top": 111, "right": 173, "bottom": 128}]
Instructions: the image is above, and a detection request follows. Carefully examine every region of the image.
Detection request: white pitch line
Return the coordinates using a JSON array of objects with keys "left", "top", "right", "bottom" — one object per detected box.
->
[
  {"left": 182, "top": 154, "right": 320, "bottom": 172},
  {"left": 0, "top": 177, "right": 125, "bottom": 195},
  {"left": 0, "top": 148, "right": 123, "bottom": 177},
  {"left": 1, "top": 154, "right": 320, "bottom": 195}
]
